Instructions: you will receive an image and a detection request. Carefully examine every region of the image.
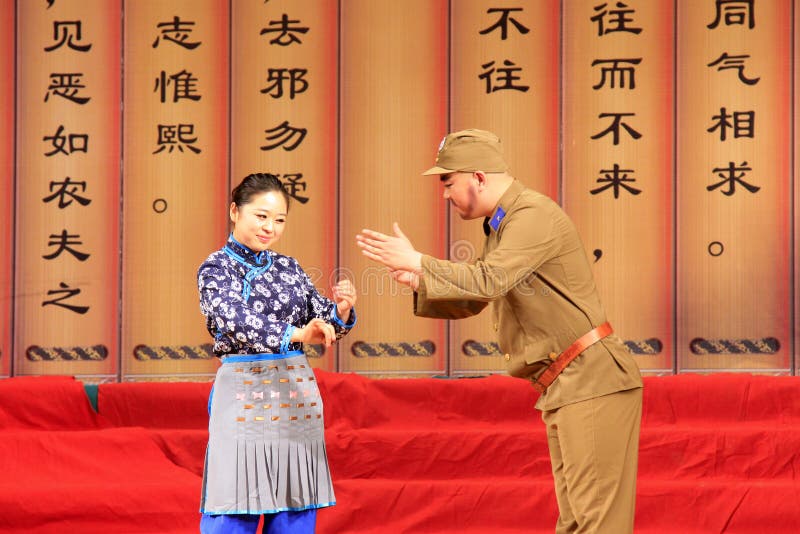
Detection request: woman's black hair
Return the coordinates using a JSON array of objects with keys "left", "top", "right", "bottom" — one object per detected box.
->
[{"left": 231, "top": 173, "right": 291, "bottom": 211}]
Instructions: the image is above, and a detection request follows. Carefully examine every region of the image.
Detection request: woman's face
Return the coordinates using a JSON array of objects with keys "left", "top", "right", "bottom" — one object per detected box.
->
[{"left": 230, "top": 191, "right": 288, "bottom": 252}]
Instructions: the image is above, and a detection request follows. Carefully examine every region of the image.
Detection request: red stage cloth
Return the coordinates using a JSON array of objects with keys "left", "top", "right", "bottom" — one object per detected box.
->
[
  {"left": 0, "top": 375, "right": 108, "bottom": 430},
  {"left": 1, "top": 372, "right": 799, "bottom": 533}
]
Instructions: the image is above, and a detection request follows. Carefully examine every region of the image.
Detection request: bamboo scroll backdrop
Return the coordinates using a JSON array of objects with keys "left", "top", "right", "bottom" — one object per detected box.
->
[{"left": 3, "top": 0, "right": 797, "bottom": 380}]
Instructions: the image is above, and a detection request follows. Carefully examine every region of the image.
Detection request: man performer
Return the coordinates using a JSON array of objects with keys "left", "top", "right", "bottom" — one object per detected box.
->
[{"left": 356, "top": 129, "right": 643, "bottom": 533}]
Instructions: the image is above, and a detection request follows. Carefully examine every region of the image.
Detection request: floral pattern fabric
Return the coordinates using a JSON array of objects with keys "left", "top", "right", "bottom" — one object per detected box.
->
[{"left": 198, "top": 235, "right": 355, "bottom": 356}]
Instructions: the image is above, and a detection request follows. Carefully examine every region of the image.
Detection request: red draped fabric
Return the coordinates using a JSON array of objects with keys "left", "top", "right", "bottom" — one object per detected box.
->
[{"left": 1, "top": 373, "right": 799, "bottom": 533}]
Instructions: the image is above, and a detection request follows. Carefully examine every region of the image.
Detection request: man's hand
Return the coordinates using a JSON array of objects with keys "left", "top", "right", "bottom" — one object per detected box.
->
[
  {"left": 389, "top": 269, "right": 419, "bottom": 290},
  {"left": 356, "top": 222, "right": 423, "bottom": 273}
]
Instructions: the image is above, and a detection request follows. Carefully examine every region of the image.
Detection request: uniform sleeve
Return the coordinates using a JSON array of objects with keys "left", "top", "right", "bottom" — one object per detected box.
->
[
  {"left": 295, "top": 261, "right": 356, "bottom": 340},
  {"left": 413, "top": 277, "right": 489, "bottom": 319},
  {"left": 198, "top": 259, "right": 295, "bottom": 354},
  {"left": 420, "top": 203, "right": 560, "bottom": 302}
]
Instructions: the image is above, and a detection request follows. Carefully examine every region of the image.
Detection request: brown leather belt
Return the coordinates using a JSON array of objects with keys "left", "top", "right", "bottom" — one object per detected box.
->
[{"left": 532, "top": 322, "right": 613, "bottom": 394}]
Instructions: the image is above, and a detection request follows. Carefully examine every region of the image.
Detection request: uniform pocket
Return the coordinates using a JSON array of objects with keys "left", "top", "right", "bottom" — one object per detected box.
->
[{"left": 505, "top": 336, "right": 561, "bottom": 379}]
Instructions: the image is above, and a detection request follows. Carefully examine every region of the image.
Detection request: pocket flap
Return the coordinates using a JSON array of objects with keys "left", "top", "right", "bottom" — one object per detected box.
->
[
  {"left": 523, "top": 336, "right": 561, "bottom": 365},
  {"left": 506, "top": 336, "right": 561, "bottom": 380}
]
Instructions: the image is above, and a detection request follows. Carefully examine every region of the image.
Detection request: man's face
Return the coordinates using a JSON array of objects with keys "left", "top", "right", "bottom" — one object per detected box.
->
[{"left": 441, "top": 172, "right": 480, "bottom": 220}]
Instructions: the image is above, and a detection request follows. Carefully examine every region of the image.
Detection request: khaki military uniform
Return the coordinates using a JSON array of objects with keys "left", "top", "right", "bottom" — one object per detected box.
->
[{"left": 414, "top": 180, "right": 643, "bottom": 533}]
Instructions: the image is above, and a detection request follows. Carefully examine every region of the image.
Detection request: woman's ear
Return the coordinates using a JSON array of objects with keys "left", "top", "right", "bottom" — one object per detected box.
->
[{"left": 229, "top": 202, "right": 239, "bottom": 224}]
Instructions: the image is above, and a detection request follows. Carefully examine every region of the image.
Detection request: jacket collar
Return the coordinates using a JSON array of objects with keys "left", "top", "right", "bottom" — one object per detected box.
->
[
  {"left": 224, "top": 234, "right": 271, "bottom": 267},
  {"left": 484, "top": 180, "right": 525, "bottom": 235}
]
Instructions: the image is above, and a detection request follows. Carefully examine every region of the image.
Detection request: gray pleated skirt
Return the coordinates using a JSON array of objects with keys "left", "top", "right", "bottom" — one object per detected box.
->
[{"left": 200, "top": 351, "right": 335, "bottom": 515}]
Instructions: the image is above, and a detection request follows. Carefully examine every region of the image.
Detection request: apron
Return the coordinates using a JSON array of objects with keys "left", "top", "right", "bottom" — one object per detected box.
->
[{"left": 200, "top": 351, "right": 335, "bottom": 514}]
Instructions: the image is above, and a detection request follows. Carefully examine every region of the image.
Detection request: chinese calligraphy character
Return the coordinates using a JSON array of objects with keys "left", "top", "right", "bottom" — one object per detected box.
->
[
  {"left": 591, "top": 2, "right": 642, "bottom": 36},
  {"left": 154, "top": 70, "right": 202, "bottom": 103},
  {"left": 591, "top": 58, "right": 641, "bottom": 89},
  {"left": 707, "top": 53, "right": 760, "bottom": 85},
  {"left": 44, "top": 73, "right": 91, "bottom": 104},
  {"left": 44, "top": 21, "right": 92, "bottom": 52},
  {"left": 590, "top": 112, "right": 642, "bottom": 145},
  {"left": 281, "top": 173, "right": 309, "bottom": 204},
  {"left": 43, "top": 177, "right": 91, "bottom": 208},
  {"left": 153, "top": 124, "right": 201, "bottom": 154},
  {"left": 479, "top": 60, "right": 530, "bottom": 93},
  {"left": 707, "top": 107, "right": 754, "bottom": 141},
  {"left": 260, "top": 14, "right": 309, "bottom": 46},
  {"left": 260, "top": 121, "right": 307, "bottom": 151},
  {"left": 42, "top": 282, "right": 89, "bottom": 314},
  {"left": 707, "top": 0, "right": 755, "bottom": 29},
  {"left": 707, "top": 161, "right": 759, "bottom": 195},
  {"left": 43, "top": 125, "right": 89, "bottom": 156},
  {"left": 152, "top": 16, "right": 201, "bottom": 49},
  {"left": 261, "top": 68, "right": 309, "bottom": 99},
  {"left": 43, "top": 230, "right": 90, "bottom": 261},
  {"left": 478, "top": 8, "right": 530, "bottom": 40},
  {"left": 589, "top": 164, "right": 642, "bottom": 198}
]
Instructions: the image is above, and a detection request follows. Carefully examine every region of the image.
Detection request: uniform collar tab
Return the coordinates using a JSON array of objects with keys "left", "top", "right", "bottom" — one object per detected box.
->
[{"left": 486, "top": 180, "right": 525, "bottom": 234}]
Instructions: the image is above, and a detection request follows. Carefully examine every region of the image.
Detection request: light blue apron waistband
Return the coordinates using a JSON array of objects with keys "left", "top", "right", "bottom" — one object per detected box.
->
[{"left": 221, "top": 351, "right": 304, "bottom": 364}]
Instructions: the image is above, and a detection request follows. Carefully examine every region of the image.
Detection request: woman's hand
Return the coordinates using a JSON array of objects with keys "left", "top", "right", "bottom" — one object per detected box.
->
[
  {"left": 292, "top": 318, "right": 336, "bottom": 347},
  {"left": 333, "top": 279, "right": 357, "bottom": 321}
]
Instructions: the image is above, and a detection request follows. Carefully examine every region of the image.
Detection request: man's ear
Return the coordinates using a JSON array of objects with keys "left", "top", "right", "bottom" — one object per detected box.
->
[{"left": 473, "top": 171, "right": 487, "bottom": 188}]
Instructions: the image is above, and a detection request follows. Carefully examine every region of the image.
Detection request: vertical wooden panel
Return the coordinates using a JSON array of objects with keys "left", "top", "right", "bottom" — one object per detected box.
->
[
  {"left": 0, "top": 0, "right": 13, "bottom": 377},
  {"left": 122, "top": 0, "right": 228, "bottom": 380},
  {"left": 563, "top": 0, "right": 675, "bottom": 373},
  {"left": 15, "top": 0, "right": 121, "bottom": 380},
  {"left": 231, "top": 1, "right": 338, "bottom": 371},
  {"left": 340, "top": 0, "right": 448, "bottom": 376},
  {"left": 677, "top": 0, "right": 791, "bottom": 372},
  {"left": 795, "top": 0, "right": 799, "bottom": 375},
  {"left": 449, "top": 0, "right": 560, "bottom": 375}
]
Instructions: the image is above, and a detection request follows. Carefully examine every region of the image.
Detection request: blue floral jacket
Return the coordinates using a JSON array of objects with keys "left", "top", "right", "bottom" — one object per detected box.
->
[{"left": 198, "top": 235, "right": 356, "bottom": 356}]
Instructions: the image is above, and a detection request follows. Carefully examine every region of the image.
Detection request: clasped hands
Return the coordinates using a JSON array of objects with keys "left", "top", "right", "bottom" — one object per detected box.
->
[
  {"left": 293, "top": 279, "right": 356, "bottom": 347},
  {"left": 356, "top": 222, "right": 422, "bottom": 291}
]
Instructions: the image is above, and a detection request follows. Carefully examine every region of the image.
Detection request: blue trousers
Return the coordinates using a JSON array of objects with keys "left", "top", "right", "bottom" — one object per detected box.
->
[{"left": 200, "top": 509, "right": 317, "bottom": 534}]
